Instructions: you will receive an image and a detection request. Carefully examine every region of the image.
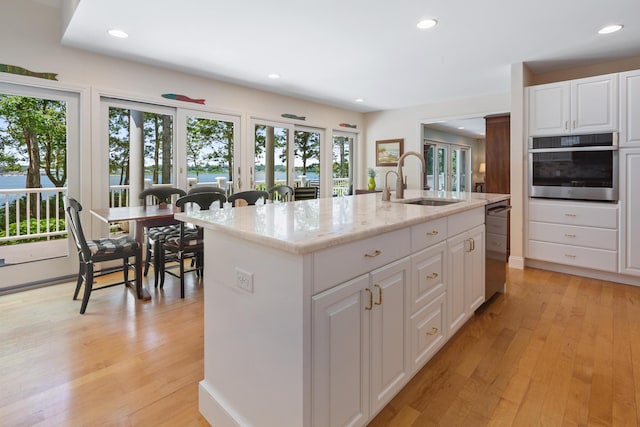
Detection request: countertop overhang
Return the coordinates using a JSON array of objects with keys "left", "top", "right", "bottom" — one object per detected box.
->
[{"left": 176, "top": 190, "right": 510, "bottom": 255}]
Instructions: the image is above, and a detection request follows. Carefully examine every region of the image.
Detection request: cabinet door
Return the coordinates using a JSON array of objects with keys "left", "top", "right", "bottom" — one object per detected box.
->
[
  {"left": 528, "top": 82, "right": 570, "bottom": 136},
  {"left": 620, "top": 149, "right": 640, "bottom": 276},
  {"left": 467, "top": 225, "right": 485, "bottom": 312},
  {"left": 571, "top": 74, "right": 618, "bottom": 133},
  {"left": 620, "top": 70, "right": 640, "bottom": 147},
  {"left": 447, "top": 231, "right": 469, "bottom": 335},
  {"left": 312, "top": 274, "right": 370, "bottom": 427},
  {"left": 369, "top": 258, "right": 410, "bottom": 416}
]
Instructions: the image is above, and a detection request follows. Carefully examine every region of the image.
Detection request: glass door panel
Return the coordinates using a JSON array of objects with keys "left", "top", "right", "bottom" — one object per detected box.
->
[
  {"left": 294, "top": 127, "right": 321, "bottom": 193},
  {"left": 332, "top": 133, "right": 354, "bottom": 196},
  {"left": 180, "top": 110, "right": 239, "bottom": 195}
]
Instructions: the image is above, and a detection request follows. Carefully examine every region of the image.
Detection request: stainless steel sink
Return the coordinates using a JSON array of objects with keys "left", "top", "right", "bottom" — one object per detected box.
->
[{"left": 401, "top": 198, "right": 461, "bottom": 206}]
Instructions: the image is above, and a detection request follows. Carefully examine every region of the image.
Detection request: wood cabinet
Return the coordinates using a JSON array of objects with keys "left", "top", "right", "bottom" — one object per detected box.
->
[
  {"left": 620, "top": 149, "right": 640, "bottom": 276},
  {"left": 528, "top": 74, "right": 618, "bottom": 136},
  {"left": 527, "top": 199, "right": 618, "bottom": 272},
  {"left": 484, "top": 113, "right": 510, "bottom": 195},
  {"left": 312, "top": 257, "right": 410, "bottom": 427},
  {"left": 620, "top": 70, "right": 640, "bottom": 147}
]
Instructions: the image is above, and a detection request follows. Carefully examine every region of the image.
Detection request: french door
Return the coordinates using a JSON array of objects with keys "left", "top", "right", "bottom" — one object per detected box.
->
[
  {"left": 249, "top": 119, "right": 293, "bottom": 191},
  {"left": 424, "top": 141, "right": 470, "bottom": 192},
  {"left": 332, "top": 132, "right": 356, "bottom": 197}
]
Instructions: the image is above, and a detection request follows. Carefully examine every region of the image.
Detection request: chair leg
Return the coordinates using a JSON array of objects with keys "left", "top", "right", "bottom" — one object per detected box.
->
[
  {"left": 80, "top": 264, "right": 94, "bottom": 314},
  {"left": 135, "top": 244, "right": 143, "bottom": 299},
  {"left": 159, "top": 247, "right": 166, "bottom": 289},
  {"left": 179, "top": 251, "right": 185, "bottom": 299},
  {"left": 144, "top": 237, "right": 152, "bottom": 277},
  {"left": 123, "top": 256, "right": 129, "bottom": 284},
  {"left": 73, "top": 263, "right": 84, "bottom": 300},
  {"left": 153, "top": 241, "right": 161, "bottom": 288}
]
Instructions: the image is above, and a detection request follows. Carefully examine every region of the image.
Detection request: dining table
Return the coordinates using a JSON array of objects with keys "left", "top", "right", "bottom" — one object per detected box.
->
[{"left": 90, "top": 204, "right": 181, "bottom": 301}]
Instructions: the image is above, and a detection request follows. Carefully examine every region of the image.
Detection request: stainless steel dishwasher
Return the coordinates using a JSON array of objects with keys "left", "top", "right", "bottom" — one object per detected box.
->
[{"left": 485, "top": 200, "right": 511, "bottom": 300}]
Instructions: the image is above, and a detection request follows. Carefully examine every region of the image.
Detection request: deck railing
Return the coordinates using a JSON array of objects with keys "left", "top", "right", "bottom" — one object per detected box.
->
[
  {"left": 0, "top": 187, "right": 68, "bottom": 244},
  {"left": 0, "top": 178, "right": 354, "bottom": 246}
]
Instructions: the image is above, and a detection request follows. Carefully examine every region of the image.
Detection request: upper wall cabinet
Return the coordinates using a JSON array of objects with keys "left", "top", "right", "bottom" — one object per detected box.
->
[
  {"left": 528, "top": 74, "right": 618, "bottom": 136},
  {"left": 620, "top": 69, "right": 640, "bottom": 147}
]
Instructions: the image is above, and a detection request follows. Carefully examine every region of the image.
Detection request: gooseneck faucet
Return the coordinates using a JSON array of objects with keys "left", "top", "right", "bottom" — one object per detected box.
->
[
  {"left": 396, "top": 151, "right": 427, "bottom": 199},
  {"left": 382, "top": 170, "right": 399, "bottom": 201}
]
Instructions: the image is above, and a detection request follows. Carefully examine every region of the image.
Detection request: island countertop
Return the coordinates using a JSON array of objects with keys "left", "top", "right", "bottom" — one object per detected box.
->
[{"left": 176, "top": 190, "right": 510, "bottom": 255}]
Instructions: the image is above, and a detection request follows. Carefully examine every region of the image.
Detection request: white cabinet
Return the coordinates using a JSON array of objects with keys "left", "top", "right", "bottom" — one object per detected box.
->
[
  {"left": 312, "top": 257, "right": 410, "bottom": 427},
  {"left": 620, "top": 149, "right": 640, "bottom": 276},
  {"left": 527, "top": 199, "right": 618, "bottom": 272},
  {"left": 409, "top": 241, "right": 447, "bottom": 372},
  {"left": 528, "top": 74, "right": 618, "bottom": 136},
  {"left": 620, "top": 70, "right": 640, "bottom": 147},
  {"left": 447, "top": 224, "right": 485, "bottom": 337}
]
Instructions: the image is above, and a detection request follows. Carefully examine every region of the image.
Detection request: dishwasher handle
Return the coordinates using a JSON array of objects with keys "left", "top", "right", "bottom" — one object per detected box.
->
[{"left": 487, "top": 205, "right": 512, "bottom": 215}]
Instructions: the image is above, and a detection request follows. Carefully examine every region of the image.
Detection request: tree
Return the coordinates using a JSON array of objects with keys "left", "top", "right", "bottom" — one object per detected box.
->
[
  {"left": 108, "top": 108, "right": 130, "bottom": 185},
  {"left": 333, "top": 136, "right": 350, "bottom": 178},
  {"left": 294, "top": 130, "right": 320, "bottom": 174},
  {"left": 0, "top": 95, "right": 67, "bottom": 213}
]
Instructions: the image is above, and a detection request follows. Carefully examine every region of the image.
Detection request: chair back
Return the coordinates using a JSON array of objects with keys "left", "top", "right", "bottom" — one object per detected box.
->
[
  {"left": 188, "top": 186, "right": 227, "bottom": 196},
  {"left": 294, "top": 186, "right": 318, "bottom": 200},
  {"left": 268, "top": 185, "right": 294, "bottom": 202},
  {"left": 139, "top": 187, "right": 186, "bottom": 206},
  {"left": 227, "top": 190, "right": 269, "bottom": 207},
  {"left": 65, "top": 197, "right": 92, "bottom": 263},
  {"left": 175, "top": 192, "right": 226, "bottom": 212}
]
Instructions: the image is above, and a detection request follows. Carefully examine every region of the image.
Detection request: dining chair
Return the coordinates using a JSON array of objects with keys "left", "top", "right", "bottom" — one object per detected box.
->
[
  {"left": 160, "top": 192, "right": 226, "bottom": 298},
  {"left": 227, "top": 190, "right": 269, "bottom": 207},
  {"left": 188, "top": 185, "right": 227, "bottom": 197},
  {"left": 138, "top": 186, "right": 186, "bottom": 287},
  {"left": 267, "top": 185, "right": 294, "bottom": 202},
  {"left": 65, "top": 197, "right": 142, "bottom": 314},
  {"left": 294, "top": 186, "right": 318, "bottom": 200}
]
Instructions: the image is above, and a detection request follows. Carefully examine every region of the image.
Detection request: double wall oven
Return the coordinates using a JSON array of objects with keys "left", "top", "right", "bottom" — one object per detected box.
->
[{"left": 529, "top": 132, "right": 618, "bottom": 202}]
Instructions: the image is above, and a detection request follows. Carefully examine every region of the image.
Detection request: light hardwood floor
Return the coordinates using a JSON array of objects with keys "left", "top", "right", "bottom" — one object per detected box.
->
[{"left": 2, "top": 267, "right": 640, "bottom": 426}]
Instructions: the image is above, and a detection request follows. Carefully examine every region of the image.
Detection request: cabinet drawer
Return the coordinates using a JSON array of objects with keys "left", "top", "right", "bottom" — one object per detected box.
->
[
  {"left": 529, "top": 200, "right": 617, "bottom": 228},
  {"left": 411, "top": 217, "right": 447, "bottom": 252},
  {"left": 411, "top": 241, "right": 446, "bottom": 313},
  {"left": 410, "top": 292, "right": 446, "bottom": 372},
  {"left": 528, "top": 240, "right": 617, "bottom": 272},
  {"left": 448, "top": 207, "right": 484, "bottom": 237},
  {"left": 312, "top": 228, "right": 411, "bottom": 294},
  {"left": 529, "top": 221, "right": 617, "bottom": 251}
]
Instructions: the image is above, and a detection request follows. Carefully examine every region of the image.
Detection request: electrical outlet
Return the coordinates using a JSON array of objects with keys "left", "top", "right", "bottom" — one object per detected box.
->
[{"left": 235, "top": 268, "right": 254, "bottom": 293}]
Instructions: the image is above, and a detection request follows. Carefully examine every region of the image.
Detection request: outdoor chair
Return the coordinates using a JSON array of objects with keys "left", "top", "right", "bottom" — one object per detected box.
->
[
  {"left": 267, "top": 185, "right": 294, "bottom": 202},
  {"left": 227, "top": 190, "right": 269, "bottom": 207}
]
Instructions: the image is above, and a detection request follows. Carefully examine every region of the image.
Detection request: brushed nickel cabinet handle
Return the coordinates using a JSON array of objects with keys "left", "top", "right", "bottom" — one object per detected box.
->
[
  {"left": 426, "top": 272, "right": 439, "bottom": 279},
  {"left": 364, "top": 250, "right": 382, "bottom": 258},
  {"left": 364, "top": 288, "right": 373, "bottom": 310},
  {"left": 426, "top": 327, "right": 439, "bottom": 336},
  {"left": 374, "top": 284, "right": 382, "bottom": 306}
]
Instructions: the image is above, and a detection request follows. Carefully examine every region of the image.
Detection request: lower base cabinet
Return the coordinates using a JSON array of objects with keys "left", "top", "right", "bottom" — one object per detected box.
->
[
  {"left": 447, "top": 224, "right": 485, "bottom": 337},
  {"left": 312, "top": 257, "right": 410, "bottom": 427}
]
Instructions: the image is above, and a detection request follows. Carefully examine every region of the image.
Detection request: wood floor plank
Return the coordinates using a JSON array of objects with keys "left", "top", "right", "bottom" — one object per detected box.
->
[{"left": 3, "top": 266, "right": 640, "bottom": 426}]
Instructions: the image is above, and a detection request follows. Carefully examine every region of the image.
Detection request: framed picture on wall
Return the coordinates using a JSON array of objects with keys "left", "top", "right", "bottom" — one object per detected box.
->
[{"left": 376, "top": 138, "right": 404, "bottom": 166}]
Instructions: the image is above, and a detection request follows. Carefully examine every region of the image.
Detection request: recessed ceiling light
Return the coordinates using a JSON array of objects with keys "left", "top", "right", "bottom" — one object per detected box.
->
[
  {"left": 268, "top": 73, "right": 281, "bottom": 79},
  {"left": 598, "top": 24, "right": 623, "bottom": 34},
  {"left": 108, "top": 29, "right": 128, "bottom": 38},
  {"left": 354, "top": 98, "right": 364, "bottom": 103},
  {"left": 458, "top": 126, "right": 465, "bottom": 130},
  {"left": 416, "top": 19, "right": 438, "bottom": 30}
]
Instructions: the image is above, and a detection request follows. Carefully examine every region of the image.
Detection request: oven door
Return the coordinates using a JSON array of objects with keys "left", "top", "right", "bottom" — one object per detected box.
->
[{"left": 529, "top": 147, "right": 618, "bottom": 201}]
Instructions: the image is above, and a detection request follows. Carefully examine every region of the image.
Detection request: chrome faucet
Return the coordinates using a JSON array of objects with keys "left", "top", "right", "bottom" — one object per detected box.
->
[{"left": 396, "top": 151, "right": 427, "bottom": 199}]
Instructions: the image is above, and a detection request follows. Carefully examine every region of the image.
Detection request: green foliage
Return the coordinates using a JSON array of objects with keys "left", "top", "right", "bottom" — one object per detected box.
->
[
  {"left": 0, "top": 194, "right": 65, "bottom": 229},
  {"left": 0, "top": 218, "right": 67, "bottom": 245},
  {"left": 186, "top": 117, "right": 235, "bottom": 181}
]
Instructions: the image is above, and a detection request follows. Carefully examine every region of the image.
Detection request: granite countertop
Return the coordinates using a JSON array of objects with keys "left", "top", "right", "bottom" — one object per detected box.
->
[{"left": 176, "top": 190, "right": 510, "bottom": 254}]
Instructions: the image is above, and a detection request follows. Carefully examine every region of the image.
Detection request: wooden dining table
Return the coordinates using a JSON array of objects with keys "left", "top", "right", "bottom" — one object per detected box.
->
[{"left": 90, "top": 204, "right": 180, "bottom": 301}]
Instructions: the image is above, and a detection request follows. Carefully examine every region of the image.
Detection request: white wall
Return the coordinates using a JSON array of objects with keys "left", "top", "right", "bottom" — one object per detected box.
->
[{"left": 363, "top": 94, "right": 510, "bottom": 190}]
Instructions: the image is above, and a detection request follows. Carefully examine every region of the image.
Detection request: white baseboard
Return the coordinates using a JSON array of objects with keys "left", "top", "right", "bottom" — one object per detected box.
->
[
  {"left": 508, "top": 255, "right": 525, "bottom": 270},
  {"left": 526, "top": 259, "right": 640, "bottom": 286},
  {"left": 199, "top": 380, "right": 245, "bottom": 427}
]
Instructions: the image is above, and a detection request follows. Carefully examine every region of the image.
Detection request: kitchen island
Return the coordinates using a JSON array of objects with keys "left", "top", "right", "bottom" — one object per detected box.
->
[{"left": 177, "top": 190, "right": 509, "bottom": 427}]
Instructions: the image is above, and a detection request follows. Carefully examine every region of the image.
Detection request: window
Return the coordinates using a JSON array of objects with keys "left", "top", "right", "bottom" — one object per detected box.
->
[
  {"left": 332, "top": 132, "right": 355, "bottom": 196},
  {"left": 424, "top": 141, "right": 470, "bottom": 192}
]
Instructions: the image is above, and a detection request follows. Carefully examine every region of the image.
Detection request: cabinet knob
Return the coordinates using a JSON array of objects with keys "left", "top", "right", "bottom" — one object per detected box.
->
[
  {"left": 426, "top": 327, "right": 439, "bottom": 336},
  {"left": 364, "top": 250, "right": 382, "bottom": 258},
  {"left": 426, "top": 272, "right": 439, "bottom": 280}
]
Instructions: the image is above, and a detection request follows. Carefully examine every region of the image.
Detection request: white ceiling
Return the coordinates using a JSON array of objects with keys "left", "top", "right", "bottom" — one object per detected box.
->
[{"left": 58, "top": 0, "right": 640, "bottom": 113}]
